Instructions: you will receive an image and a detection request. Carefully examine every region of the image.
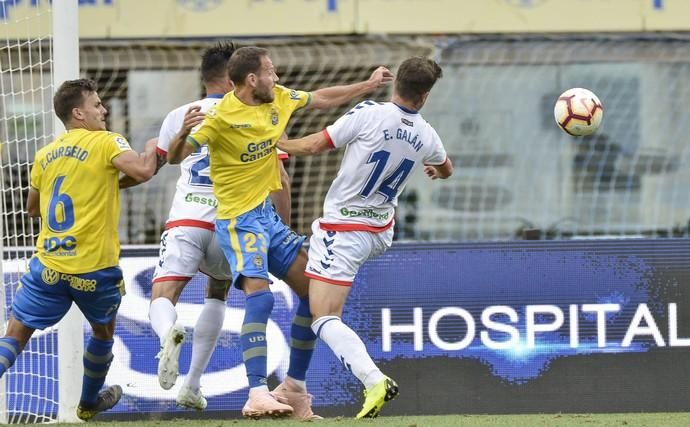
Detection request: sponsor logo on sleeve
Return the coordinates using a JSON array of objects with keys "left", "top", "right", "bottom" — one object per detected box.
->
[{"left": 114, "top": 136, "right": 131, "bottom": 150}]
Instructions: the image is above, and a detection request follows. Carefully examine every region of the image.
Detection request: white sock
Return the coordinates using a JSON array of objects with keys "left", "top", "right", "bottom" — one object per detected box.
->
[
  {"left": 149, "top": 297, "right": 177, "bottom": 346},
  {"left": 183, "top": 298, "right": 226, "bottom": 391},
  {"left": 312, "top": 316, "right": 384, "bottom": 390}
]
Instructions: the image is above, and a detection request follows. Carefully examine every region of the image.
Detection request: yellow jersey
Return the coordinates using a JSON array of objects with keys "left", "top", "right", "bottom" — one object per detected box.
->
[
  {"left": 30, "top": 128, "right": 132, "bottom": 274},
  {"left": 188, "top": 85, "right": 311, "bottom": 219}
]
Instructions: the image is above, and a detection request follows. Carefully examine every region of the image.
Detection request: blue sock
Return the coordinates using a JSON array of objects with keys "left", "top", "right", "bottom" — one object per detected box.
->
[
  {"left": 0, "top": 337, "right": 20, "bottom": 378},
  {"left": 241, "top": 289, "right": 274, "bottom": 388},
  {"left": 80, "top": 337, "right": 114, "bottom": 407},
  {"left": 287, "top": 296, "right": 316, "bottom": 381}
]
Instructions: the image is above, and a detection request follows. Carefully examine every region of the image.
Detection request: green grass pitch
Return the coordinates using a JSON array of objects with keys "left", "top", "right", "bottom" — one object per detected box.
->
[{"left": 60, "top": 413, "right": 690, "bottom": 427}]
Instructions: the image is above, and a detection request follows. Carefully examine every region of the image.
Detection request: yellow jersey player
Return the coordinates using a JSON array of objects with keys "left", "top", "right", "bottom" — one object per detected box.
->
[
  {"left": 0, "top": 79, "right": 157, "bottom": 421},
  {"left": 167, "top": 46, "right": 393, "bottom": 419}
]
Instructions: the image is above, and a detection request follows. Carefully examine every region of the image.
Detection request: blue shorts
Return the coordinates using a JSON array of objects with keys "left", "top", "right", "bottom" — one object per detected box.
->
[
  {"left": 12, "top": 257, "right": 125, "bottom": 330},
  {"left": 216, "top": 200, "right": 306, "bottom": 289}
]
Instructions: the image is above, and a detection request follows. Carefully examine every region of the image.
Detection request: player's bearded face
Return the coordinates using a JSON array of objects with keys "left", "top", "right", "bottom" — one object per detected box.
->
[
  {"left": 79, "top": 92, "right": 108, "bottom": 131},
  {"left": 254, "top": 56, "right": 278, "bottom": 103}
]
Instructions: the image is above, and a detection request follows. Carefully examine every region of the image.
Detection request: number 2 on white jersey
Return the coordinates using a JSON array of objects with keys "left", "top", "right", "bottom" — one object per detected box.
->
[{"left": 189, "top": 153, "right": 212, "bottom": 187}]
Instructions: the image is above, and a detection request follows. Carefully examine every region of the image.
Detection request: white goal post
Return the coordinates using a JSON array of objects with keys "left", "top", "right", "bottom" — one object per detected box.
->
[{"left": 52, "top": 2, "right": 84, "bottom": 423}]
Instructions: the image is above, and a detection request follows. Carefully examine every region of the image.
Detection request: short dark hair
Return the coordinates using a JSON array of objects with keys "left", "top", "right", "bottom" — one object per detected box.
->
[
  {"left": 53, "top": 78, "right": 98, "bottom": 125},
  {"left": 201, "top": 41, "right": 236, "bottom": 84},
  {"left": 227, "top": 46, "right": 269, "bottom": 87},
  {"left": 394, "top": 57, "right": 443, "bottom": 104}
]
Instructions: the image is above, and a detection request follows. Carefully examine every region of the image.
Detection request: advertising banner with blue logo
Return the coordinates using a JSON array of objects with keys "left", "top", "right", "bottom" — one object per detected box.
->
[{"left": 3, "top": 239, "right": 690, "bottom": 418}]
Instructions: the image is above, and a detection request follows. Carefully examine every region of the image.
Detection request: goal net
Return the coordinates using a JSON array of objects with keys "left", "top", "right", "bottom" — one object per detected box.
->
[
  {"left": 81, "top": 34, "right": 690, "bottom": 243},
  {"left": 85, "top": 37, "right": 433, "bottom": 243},
  {"left": 0, "top": 0, "right": 84, "bottom": 423},
  {"left": 0, "top": 3, "right": 59, "bottom": 424},
  {"left": 413, "top": 34, "right": 690, "bottom": 241}
]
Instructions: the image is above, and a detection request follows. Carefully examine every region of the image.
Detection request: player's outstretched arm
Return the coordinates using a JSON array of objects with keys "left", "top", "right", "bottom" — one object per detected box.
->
[
  {"left": 113, "top": 138, "right": 158, "bottom": 183},
  {"left": 167, "top": 106, "right": 205, "bottom": 164},
  {"left": 119, "top": 138, "right": 166, "bottom": 188},
  {"left": 308, "top": 66, "right": 394, "bottom": 110},
  {"left": 424, "top": 158, "right": 454, "bottom": 180},
  {"left": 277, "top": 130, "right": 331, "bottom": 156}
]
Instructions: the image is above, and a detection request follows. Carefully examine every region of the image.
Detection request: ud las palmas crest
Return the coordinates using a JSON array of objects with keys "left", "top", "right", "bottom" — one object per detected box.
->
[{"left": 270, "top": 108, "right": 279, "bottom": 126}]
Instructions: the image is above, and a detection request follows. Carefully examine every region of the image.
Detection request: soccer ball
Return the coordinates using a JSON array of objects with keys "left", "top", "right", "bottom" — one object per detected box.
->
[{"left": 553, "top": 88, "right": 604, "bottom": 136}]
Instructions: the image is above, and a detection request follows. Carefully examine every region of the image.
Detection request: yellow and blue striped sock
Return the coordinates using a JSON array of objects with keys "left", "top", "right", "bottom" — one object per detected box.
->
[
  {"left": 241, "top": 289, "right": 274, "bottom": 388},
  {"left": 287, "top": 296, "right": 316, "bottom": 381},
  {"left": 80, "top": 337, "right": 114, "bottom": 407},
  {"left": 0, "top": 337, "right": 19, "bottom": 378}
]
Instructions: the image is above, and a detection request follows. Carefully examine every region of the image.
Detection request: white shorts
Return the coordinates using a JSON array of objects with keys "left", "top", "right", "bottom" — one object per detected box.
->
[
  {"left": 153, "top": 225, "right": 232, "bottom": 283},
  {"left": 304, "top": 219, "right": 393, "bottom": 286}
]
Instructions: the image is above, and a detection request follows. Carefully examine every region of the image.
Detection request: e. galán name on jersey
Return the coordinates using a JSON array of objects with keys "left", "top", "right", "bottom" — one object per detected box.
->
[{"left": 382, "top": 128, "right": 423, "bottom": 152}]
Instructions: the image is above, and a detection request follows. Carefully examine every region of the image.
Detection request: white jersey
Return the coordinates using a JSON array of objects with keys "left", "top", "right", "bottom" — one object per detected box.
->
[
  {"left": 322, "top": 100, "right": 448, "bottom": 231},
  {"left": 158, "top": 95, "right": 222, "bottom": 227}
]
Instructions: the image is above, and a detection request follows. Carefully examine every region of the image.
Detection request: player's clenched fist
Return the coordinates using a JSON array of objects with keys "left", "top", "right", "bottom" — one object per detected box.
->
[
  {"left": 367, "top": 66, "right": 394, "bottom": 88},
  {"left": 424, "top": 165, "right": 442, "bottom": 180}
]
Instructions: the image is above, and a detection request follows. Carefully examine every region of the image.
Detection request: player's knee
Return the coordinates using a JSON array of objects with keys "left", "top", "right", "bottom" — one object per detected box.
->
[
  {"left": 309, "top": 297, "right": 344, "bottom": 320},
  {"left": 90, "top": 321, "right": 115, "bottom": 340},
  {"left": 239, "top": 276, "right": 270, "bottom": 294},
  {"left": 206, "top": 279, "right": 230, "bottom": 300},
  {"left": 151, "top": 280, "right": 188, "bottom": 303},
  {"left": 4, "top": 317, "right": 35, "bottom": 351}
]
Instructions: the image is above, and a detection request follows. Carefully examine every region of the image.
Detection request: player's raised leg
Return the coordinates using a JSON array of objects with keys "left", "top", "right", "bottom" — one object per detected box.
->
[
  {"left": 309, "top": 278, "right": 398, "bottom": 419},
  {"left": 176, "top": 276, "right": 229, "bottom": 410},
  {"left": 150, "top": 226, "right": 209, "bottom": 390},
  {"left": 303, "top": 225, "right": 399, "bottom": 418},
  {"left": 149, "top": 278, "right": 188, "bottom": 390}
]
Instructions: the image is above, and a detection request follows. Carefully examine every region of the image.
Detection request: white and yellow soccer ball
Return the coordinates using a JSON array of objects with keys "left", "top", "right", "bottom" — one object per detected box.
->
[{"left": 554, "top": 88, "right": 604, "bottom": 136}]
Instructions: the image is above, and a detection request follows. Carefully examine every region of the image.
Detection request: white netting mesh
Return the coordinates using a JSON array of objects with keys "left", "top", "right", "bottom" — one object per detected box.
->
[
  {"left": 78, "top": 34, "right": 690, "bottom": 243},
  {"left": 0, "top": 4, "right": 59, "bottom": 424},
  {"left": 76, "top": 37, "right": 432, "bottom": 243},
  {"left": 413, "top": 34, "right": 690, "bottom": 240},
  {"left": 4, "top": 34, "right": 690, "bottom": 245}
]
